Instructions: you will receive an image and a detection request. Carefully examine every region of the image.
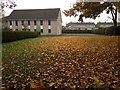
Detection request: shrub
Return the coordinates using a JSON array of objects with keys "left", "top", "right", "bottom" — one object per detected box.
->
[
  {"left": 2, "top": 30, "right": 40, "bottom": 43},
  {"left": 106, "top": 26, "right": 120, "bottom": 35},
  {"left": 62, "top": 29, "right": 92, "bottom": 34},
  {"left": 91, "top": 28, "right": 106, "bottom": 35},
  {"left": 2, "top": 27, "right": 10, "bottom": 31},
  {"left": 91, "top": 26, "right": 120, "bottom": 35},
  {"left": 105, "top": 26, "right": 114, "bottom": 35}
]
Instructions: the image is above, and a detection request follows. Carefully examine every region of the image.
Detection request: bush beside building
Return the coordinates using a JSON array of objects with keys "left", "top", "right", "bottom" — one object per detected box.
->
[{"left": 2, "top": 30, "right": 40, "bottom": 43}]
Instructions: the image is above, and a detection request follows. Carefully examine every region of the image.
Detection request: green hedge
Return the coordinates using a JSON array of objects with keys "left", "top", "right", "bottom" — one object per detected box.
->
[
  {"left": 2, "top": 31, "right": 40, "bottom": 43},
  {"left": 62, "top": 30, "right": 92, "bottom": 34},
  {"left": 91, "top": 26, "right": 120, "bottom": 35},
  {"left": 91, "top": 28, "right": 107, "bottom": 35},
  {"left": 106, "top": 26, "right": 120, "bottom": 35}
]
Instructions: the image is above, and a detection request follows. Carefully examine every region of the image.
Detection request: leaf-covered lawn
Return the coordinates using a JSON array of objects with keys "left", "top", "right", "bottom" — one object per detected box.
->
[{"left": 2, "top": 36, "right": 120, "bottom": 89}]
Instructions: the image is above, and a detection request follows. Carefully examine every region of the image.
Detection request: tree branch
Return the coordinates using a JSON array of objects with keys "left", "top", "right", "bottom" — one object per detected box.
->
[{"left": 110, "top": 4, "right": 115, "bottom": 22}]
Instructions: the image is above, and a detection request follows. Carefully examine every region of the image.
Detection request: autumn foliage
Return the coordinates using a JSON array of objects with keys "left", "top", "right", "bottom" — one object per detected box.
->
[
  {"left": 1, "top": 0, "right": 17, "bottom": 9},
  {"left": 2, "top": 36, "right": 120, "bottom": 89},
  {"left": 64, "top": 1, "right": 120, "bottom": 35}
]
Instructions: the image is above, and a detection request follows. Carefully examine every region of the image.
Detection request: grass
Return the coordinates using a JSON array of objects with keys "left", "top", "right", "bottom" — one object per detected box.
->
[{"left": 2, "top": 36, "right": 120, "bottom": 89}]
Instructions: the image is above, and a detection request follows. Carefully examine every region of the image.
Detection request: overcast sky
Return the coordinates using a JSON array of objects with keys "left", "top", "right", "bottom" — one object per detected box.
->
[{"left": 4, "top": 0, "right": 119, "bottom": 25}]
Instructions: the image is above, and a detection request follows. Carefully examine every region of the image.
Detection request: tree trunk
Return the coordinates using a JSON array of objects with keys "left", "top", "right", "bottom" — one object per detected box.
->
[
  {"left": 113, "top": 20, "right": 118, "bottom": 35},
  {"left": 113, "top": 3, "right": 118, "bottom": 35}
]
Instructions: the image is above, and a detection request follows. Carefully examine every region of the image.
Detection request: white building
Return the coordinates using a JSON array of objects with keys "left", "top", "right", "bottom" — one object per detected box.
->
[
  {"left": 96, "top": 22, "right": 120, "bottom": 28},
  {"left": 66, "top": 22, "right": 96, "bottom": 30},
  {"left": 65, "top": 22, "right": 120, "bottom": 30},
  {"left": 6, "top": 8, "right": 62, "bottom": 35}
]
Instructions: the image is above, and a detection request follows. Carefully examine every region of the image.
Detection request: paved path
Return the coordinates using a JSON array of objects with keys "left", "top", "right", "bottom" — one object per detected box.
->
[{"left": 62, "top": 33, "right": 99, "bottom": 36}]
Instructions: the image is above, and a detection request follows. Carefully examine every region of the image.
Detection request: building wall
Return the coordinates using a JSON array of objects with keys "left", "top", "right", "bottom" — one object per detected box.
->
[
  {"left": 8, "top": 19, "right": 62, "bottom": 35},
  {"left": 51, "top": 21, "right": 57, "bottom": 35},
  {"left": 66, "top": 23, "right": 95, "bottom": 30},
  {"left": 56, "top": 11, "right": 62, "bottom": 35}
]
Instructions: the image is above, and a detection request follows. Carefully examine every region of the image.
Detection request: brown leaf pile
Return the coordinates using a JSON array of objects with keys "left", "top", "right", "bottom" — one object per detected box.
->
[{"left": 2, "top": 36, "right": 120, "bottom": 89}]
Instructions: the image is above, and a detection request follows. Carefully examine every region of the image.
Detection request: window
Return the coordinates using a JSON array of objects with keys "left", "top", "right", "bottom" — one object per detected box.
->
[
  {"left": 41, "top": 29, "right": 43, "bottom": 33},
  {"left": 16, "top": 21, "right": 18, "bottom": 26},
  {"left": 34, "top": 29, "right": 37, "bottom": 31},
  {"left": 34, "top": 20, "right": 36, "bottom": 25},
  {"left": 22, "top": 21, "right": 24, "bottom": 25},
  {"left": 16, "top": 29, "right": 18, "bottom": 31},
  {"left": 10, "top": 21, "right": 12, "bottom": 25},
  {"left": 28, "top": 20, "right": 30, "bottom": 25},
  {"left": 48, "top": 20, "right": 51, "bottom": 25},
  {"left": 40, "top": 20, "right": 43, "bottom": 25},
  {"left": 48, "top": 29, "right": 51, "bottom": 33},
  {"left": 28, "top": 29, "right": 30, "bottom": 31},
  {"left": 10, "top": 29, "right": 12, "bottom": 31}
]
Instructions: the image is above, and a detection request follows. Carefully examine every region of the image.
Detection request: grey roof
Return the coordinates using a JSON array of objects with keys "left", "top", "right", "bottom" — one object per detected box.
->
[
  {"left": 7, "top": 8, "right": 60, "bottom": 20},
  {"left": 68, "top": 22, "right": 95, "bottom": 25},
  {"left": 66, "top": 22, "right": 95, "bottom": 27},
  {"left": 97, "top": 22, "right": 120, "bottom": 25},
  {"left": 97, "top": 22, "right": 114, "bottom": 24}
]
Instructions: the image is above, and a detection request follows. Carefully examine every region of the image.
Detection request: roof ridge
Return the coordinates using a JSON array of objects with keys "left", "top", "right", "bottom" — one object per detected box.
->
[{"left": 13, "top": 8, "right": 60, "bottom": 11}]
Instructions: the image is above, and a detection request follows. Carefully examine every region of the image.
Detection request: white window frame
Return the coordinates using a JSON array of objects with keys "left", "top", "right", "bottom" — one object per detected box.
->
[
  {"left": 28, "top": 25, "right": 30, "bottom": 29},
  {"left": 40, "top": 26, "right": 43, "bottom": 29},
  {"left": 48, "top": 25, "right": 51, "bottom": 29},
  {"left": 10, "top": 25, "right": 12, "bottom": 29},
  {"left": 34, "top": 26, "right": 36, "bottom": 29}
]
